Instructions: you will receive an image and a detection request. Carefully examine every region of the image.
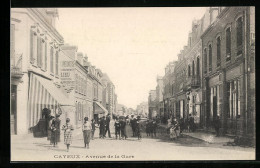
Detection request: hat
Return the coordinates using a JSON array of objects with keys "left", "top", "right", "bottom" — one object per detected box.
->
[{"left": 84, "top": 117, "right": 88, "bottom": 121}]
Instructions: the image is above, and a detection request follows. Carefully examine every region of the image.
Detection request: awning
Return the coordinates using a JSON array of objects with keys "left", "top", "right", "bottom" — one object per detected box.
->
[
  {"left": 33, "top": 73, "right": 74, "bottom": 106},
  {"left": 94, "top": 101, "right": 108, "bottom": 115}
]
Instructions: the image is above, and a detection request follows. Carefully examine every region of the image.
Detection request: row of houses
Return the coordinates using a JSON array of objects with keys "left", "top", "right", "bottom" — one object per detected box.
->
[
  {"left": 148, "top": 7, "right": 255, "bottom": 144},
  {"left": 10, "top": 8, "right": 117, "bottom": 135}
]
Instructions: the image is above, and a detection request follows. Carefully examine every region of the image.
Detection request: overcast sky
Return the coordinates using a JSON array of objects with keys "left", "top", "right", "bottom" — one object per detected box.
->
[{"left": 56, "top": 7, "right": 207, "bottom": 109}]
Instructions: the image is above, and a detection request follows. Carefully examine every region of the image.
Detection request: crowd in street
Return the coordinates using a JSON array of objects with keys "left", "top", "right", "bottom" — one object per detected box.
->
[{"left": 34, "top": 107, "right": 222, "bottom": 153}]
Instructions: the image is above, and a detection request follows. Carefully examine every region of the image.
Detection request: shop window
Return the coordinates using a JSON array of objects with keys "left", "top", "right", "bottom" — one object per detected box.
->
[
  {"left": 227, "top": 83, "right": 231, "bottom": 118},
  {"left": 236, "top": 17, "right": 243, "bottom": 56},
  {"left": 208, "top": 44, "right": 212, "bottom": 72},
  {"left": 204, "top": 48, "right": 207, "bottom": 73},
  {"left": 226, "top": 27, "right": 231, "bottom": 61},
  {"left": 217, "top": 36, "right": 221, "bottom": 67},
  {"left": 227, "top": 79, "right": 240, "bottom": 119}
]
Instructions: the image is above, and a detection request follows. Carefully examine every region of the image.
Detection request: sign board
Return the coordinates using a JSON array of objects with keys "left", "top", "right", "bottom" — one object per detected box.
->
[{"left": 60, "top": 61, "right": 75, "bottom": 90}]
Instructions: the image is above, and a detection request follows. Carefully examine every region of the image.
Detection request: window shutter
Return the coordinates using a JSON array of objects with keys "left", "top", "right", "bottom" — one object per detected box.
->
[{"left": 30, "top": 30, "right": 34, "bottom": 63}]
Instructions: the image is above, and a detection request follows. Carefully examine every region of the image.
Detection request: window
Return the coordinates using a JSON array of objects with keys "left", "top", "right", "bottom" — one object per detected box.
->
[
  {"left": 236, "top": 17, "right": 243, "bottom": 56},
  {"left": 209, "top": 44, "right": 212, "bottom": 72},
  {"left": 44, "top": 41, "right": 47, "bottom": 70},
  {"left": 217, "top": 36, "right": 221, "bottom": 67},
  {"left": 41, "top": 39, "right": 45, "bottom": 69},
  {"left": 37, "top": 36, "right": 41, "bottom": 67},
  {"left": 188, "top": 65, "right": 191, "bottom": 77},
  {"left": 78, "top": 102, "right": 82, "bottom": 121},
  {"left": 227, "top": 79, "right": 240, "bottom": 118},
  {"left": 55, "top": 51, "right": 59, "bottom": 75},
  {"left": 196, "top": 57, "right": 200, "bottom": 77},
  {"left": 192, "top": 60, "right": 195, "bottom": 76},
  {"left": 75, "top": 74, "right": 78, "bottom": 92},
  {"left": 204, "top": 48, "right": 207, "bottom": 73},
  {"left": 30, "top": 30, "right": 37, "bottom": 64},
  {"left": 50, "top": 47, "right": 54, "bottom": 73},
  {"left": 11, "top": 24, "right": 15, "bottom": 66},
  {"left": 226, "top": 27, "right": 231, "bottom": 61}
]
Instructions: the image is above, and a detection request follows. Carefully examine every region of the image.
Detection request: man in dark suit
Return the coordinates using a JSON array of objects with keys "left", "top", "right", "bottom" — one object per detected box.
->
[
  {"left": 120, "top": 118, "right": 127, "bottom": 140},
  {"left": 105, "top": 114, "right": 111, "bottom": 138},
  {"left": 99, "top": 116, "right": 106, "bottom": 138}
]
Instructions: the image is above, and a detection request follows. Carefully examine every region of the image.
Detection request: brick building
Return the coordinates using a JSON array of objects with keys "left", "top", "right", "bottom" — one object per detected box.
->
[{"left": 201, "top": 7, "right": 255, "bottom": 144}]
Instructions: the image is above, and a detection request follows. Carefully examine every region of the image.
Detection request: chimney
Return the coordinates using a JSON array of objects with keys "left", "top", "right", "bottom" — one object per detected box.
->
[
  {"left": 77, "top": 52, "right": 83, "bottom": 65},
  {"left": 209, "top": 7, "right": 219, "bottom": 24}
]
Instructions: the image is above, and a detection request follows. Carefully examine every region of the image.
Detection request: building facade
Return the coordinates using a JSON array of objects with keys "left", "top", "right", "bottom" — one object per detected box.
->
[
  {"left": 101, "top": 73, "right": 116, "bottom": 117},
  {"left": 11, "top": 8, "right": 73, "bottom": 135},
  {"left": 148, "top": 90, "right": 157, "bottom": 119},
  {"left": 201, "top": 7, "right": 255, "bottom": 143},
  {"left": 155, "top": 76, "right": 164, "bottom": 119}
]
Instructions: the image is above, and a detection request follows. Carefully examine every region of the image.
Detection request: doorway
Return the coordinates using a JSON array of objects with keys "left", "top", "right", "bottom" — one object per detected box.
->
[{"left": 11, "top": 85, "right": 17, "bottom": 134}]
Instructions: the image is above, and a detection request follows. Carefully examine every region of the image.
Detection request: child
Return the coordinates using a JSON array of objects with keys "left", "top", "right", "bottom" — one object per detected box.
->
[{"left": 169, "top": 126, "right": 175, "bottom": 141}]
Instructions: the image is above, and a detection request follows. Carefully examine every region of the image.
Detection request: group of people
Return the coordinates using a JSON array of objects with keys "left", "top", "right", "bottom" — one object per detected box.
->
[
  {"left": 166, "top": 114, "right": 197, "bottom": 141},
  {"left": 47, "top": 113, "right": 74, "bottom": 152},
  {"left": 129, "top": 115, "right": 142, "bottom": 139},
  {"left": 145, "top": 119, "right": 158, "bottom": 138}
]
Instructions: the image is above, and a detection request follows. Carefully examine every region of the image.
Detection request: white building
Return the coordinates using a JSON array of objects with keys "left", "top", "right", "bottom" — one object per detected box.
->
[{"left": 11, "top": 8, "right": 73, "bottom": 135}]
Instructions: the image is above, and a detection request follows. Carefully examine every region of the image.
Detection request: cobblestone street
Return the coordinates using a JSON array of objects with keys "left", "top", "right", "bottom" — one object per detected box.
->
[{"left": 11, "top": 124, "right": 255, "bottom": 161}]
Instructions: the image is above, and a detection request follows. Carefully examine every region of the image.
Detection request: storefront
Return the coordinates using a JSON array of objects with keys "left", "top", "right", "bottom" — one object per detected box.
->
[
  {"left": 27, "top": 73, "right": 74, "bottom": 136},
  {"left": 93, "top": 101, "right": 108, "bottom": 121}
]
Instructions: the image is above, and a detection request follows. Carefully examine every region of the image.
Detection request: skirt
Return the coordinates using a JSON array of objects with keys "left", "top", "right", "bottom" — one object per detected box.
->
[
  {"left": 47, "top": 129, "right": 52, "bottom": 140},
  {"left": 64, "top": 131, "right": 73, "bottom": 145},
  {"left": 83, "top": 130, "right": 91, "bottom": 144}
]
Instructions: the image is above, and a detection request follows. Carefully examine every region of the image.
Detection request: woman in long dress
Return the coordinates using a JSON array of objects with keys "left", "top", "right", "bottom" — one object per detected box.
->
[
  {"left": 47, "top": 115, "right": 54, "bottom": 144},
  {"left": 62, "top": 118, "right": 74, "bottom": 152},
  {"left": 51, "top": 114, "right": 61, "bottom": 147}
]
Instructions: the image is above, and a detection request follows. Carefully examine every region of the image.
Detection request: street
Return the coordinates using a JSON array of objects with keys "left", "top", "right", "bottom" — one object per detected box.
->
[{"left": 11, "top": 124, "right": 255, "bottom": 161}]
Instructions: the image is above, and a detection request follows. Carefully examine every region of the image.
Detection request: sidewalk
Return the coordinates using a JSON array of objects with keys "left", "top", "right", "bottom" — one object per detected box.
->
[
  {"left": 158, "top": 123, "right": 234, "bottom": 144},
  {"left": 182, "top": 131, "right": 234, "bottom": 144}
]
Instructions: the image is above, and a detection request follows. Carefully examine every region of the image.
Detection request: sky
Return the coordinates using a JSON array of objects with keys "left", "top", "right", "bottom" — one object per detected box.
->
[{"left": 56, "top": 7, "right": 207, "bottom": 109}]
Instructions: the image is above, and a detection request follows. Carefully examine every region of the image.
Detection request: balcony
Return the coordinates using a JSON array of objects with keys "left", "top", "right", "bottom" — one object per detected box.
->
[
  {"left": 186, "top": 75, "right": 200, "bottom": 89},
  {"left": 11, "top": 54, "right": 24, "bottom": 79}
]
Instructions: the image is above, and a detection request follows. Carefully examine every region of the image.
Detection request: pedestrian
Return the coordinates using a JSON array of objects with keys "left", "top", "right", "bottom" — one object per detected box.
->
[
  {"left": 91, "top": 119, "right": 97, "bottom": 140},
  {"left": 82, "top": 117, "right": 92, "bottom": 149},
  {"left": 169, "top": 126, "right": 175, "bottom": 141},
  {"left": 145, "top": 120, "right": 150, "bottom": 137},
  {"left": 47, "top": 114, "right": 54, "bottom": 145},
  {"left": 62, "top": 118, "right": 74, "bottom": 152},
  {"left": 179, "top": 118, "right": 184, "bottom": 134},
  {"left": 167, "top": 117, "right": 172, "bottom": 134},
  {"left": 120, "top": 118, "right": 127, "bottom": 140},
  {"left": 51, "top": 114, "right": 61, "bottom": 147},
  {"left": 114, "top": 118, "right": 121, "bottom": 140},
  {"left": 173, "top": 118, "right": 180, "bottom": 139},
  {"left": 99, "top": 116, "right": 106, "bottom": 138},
  {"left": 214, "top": 115, "right": 221, "bottom": 137},
  {"left": 136, "top": 119, "right": 142, "bottom": 140},
  {"left": 105, "top": 114, "right": 111, "bottom": 138},
  {"left": 130, "top": 115, "right": 135, "bottom": 137},
  {"left": 188, "top": 114, "right": 194, "bottom": 132},
  {"left": 151, "top": 120, "right": 157, "bottom": 138}
]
